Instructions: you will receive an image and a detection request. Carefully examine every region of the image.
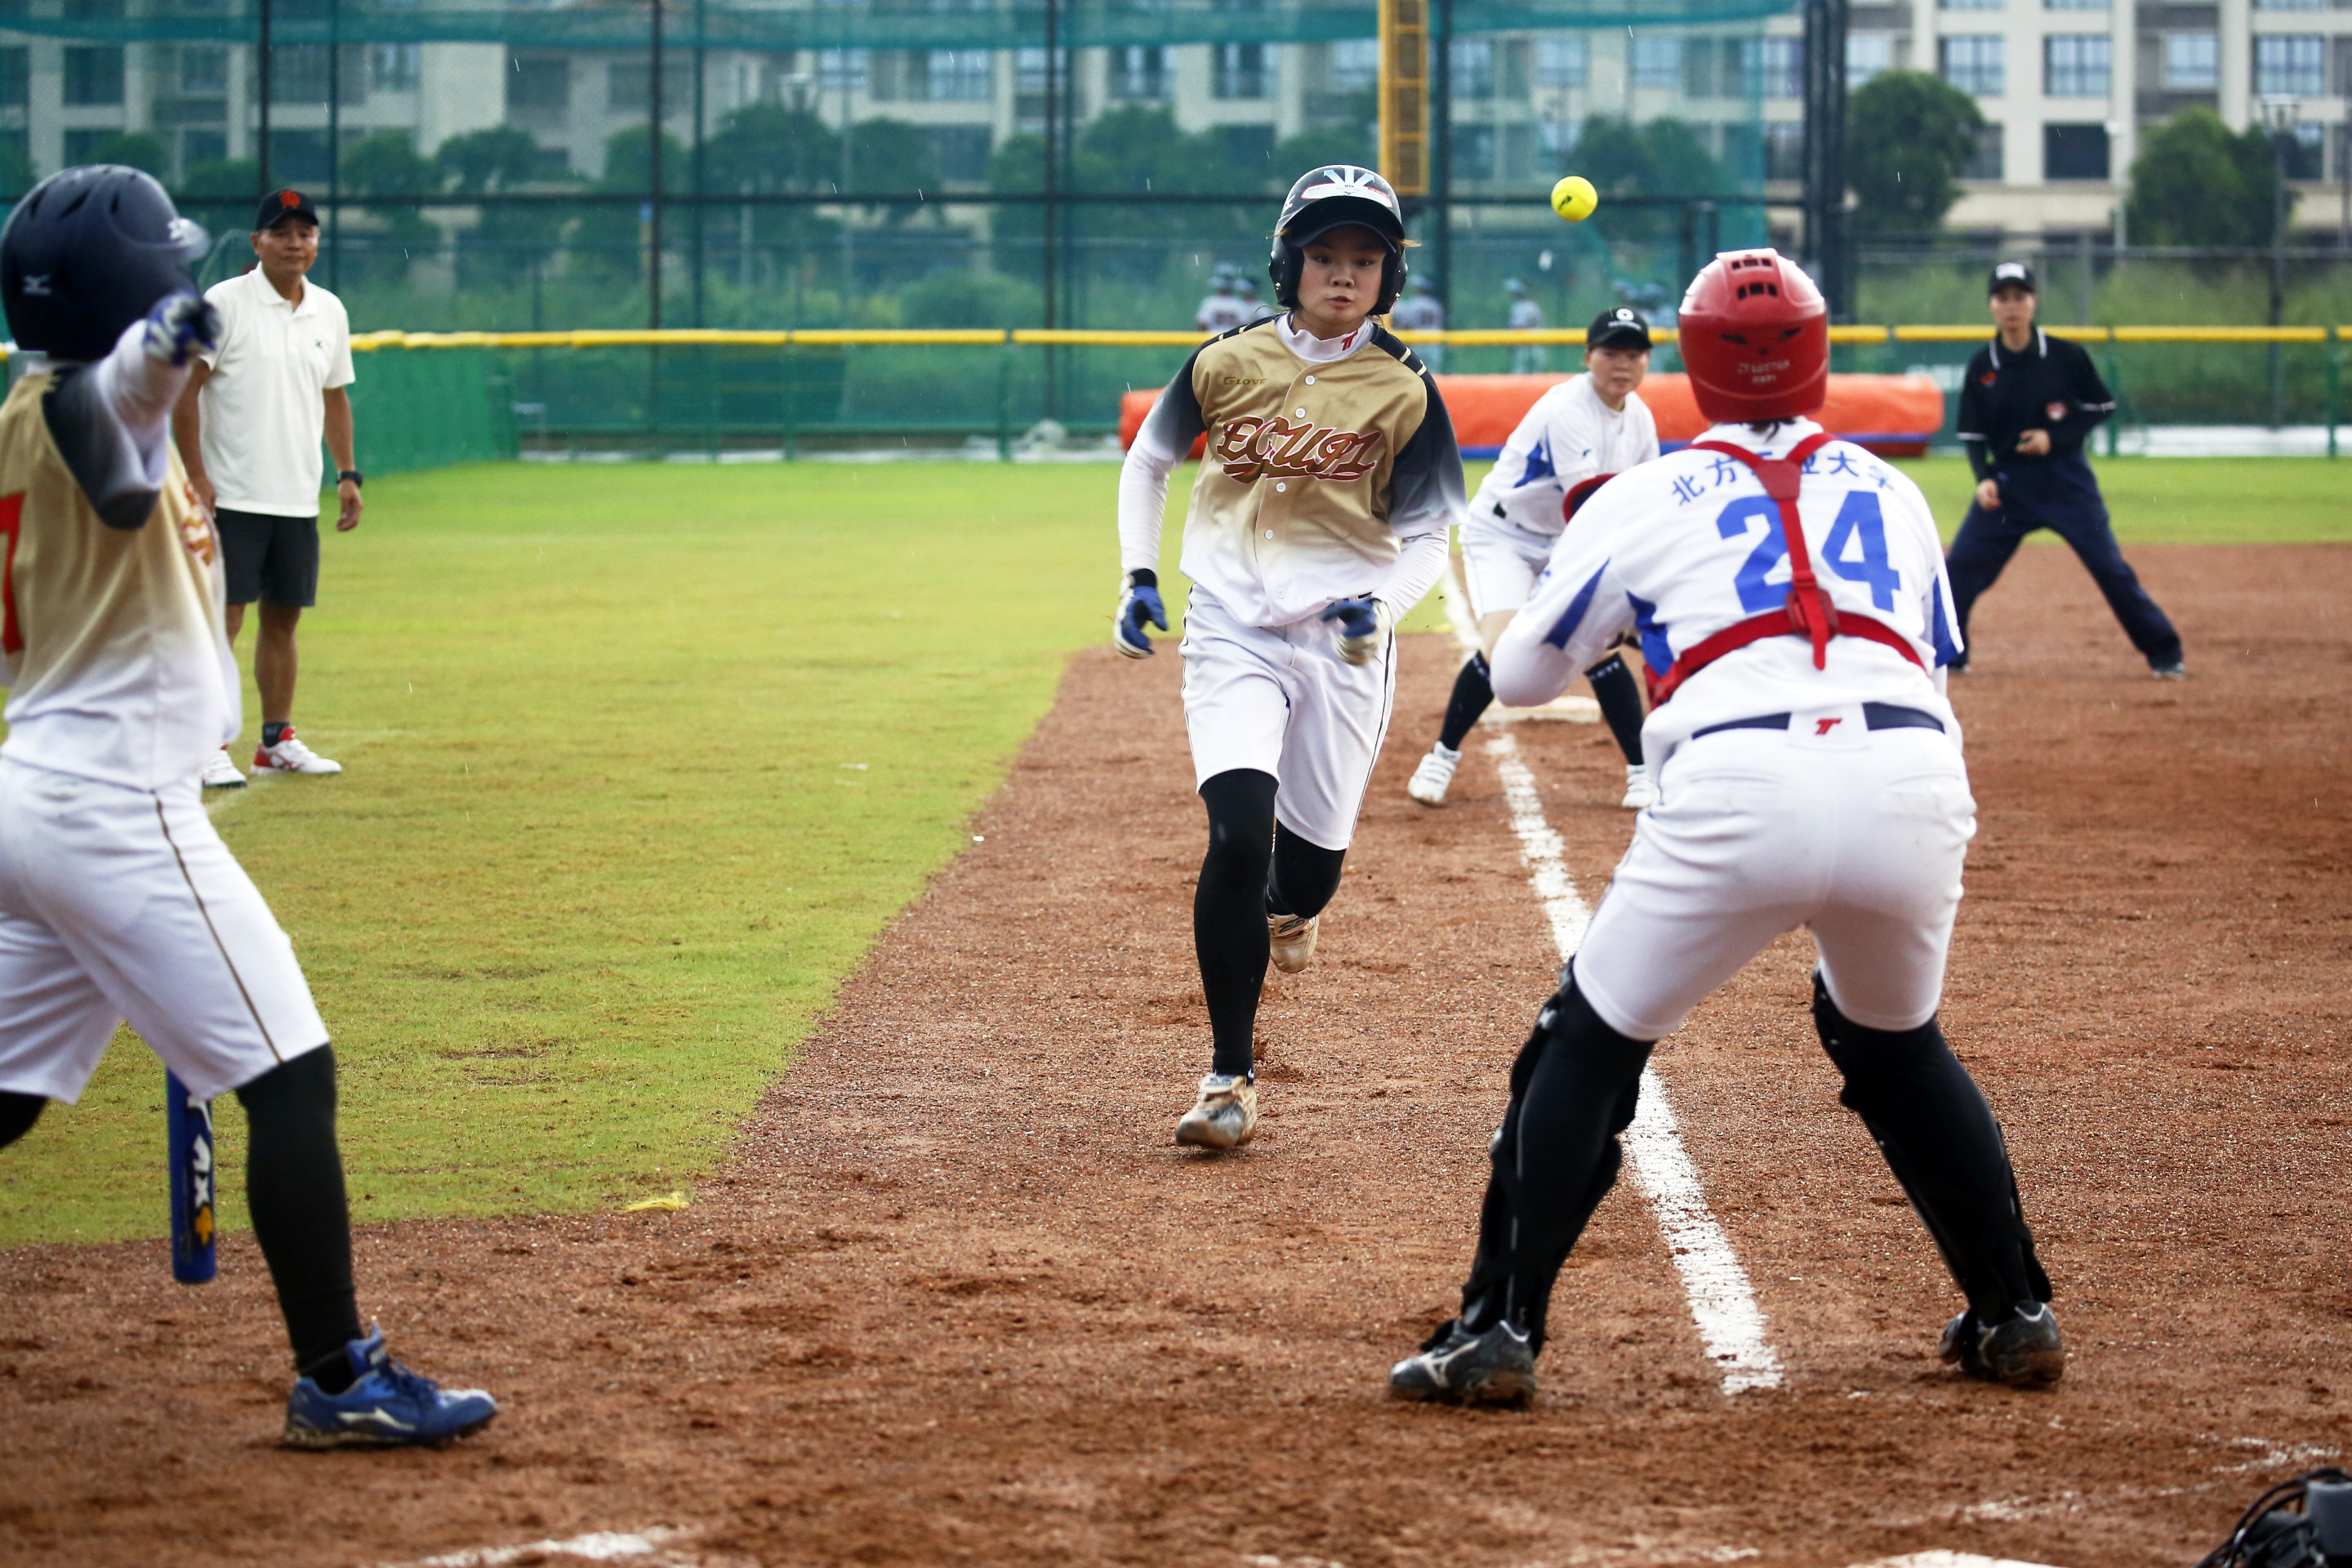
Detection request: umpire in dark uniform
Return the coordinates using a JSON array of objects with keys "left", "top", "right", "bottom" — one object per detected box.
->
[{"left": 1946, "top": 261, "right": 2183, "bottom": 678}]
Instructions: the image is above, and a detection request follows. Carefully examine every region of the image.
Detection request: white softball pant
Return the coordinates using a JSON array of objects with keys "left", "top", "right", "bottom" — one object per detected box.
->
[
  {"left": 1179, "top": 586, "right": 1398, "bottom": 852},
  {"left": 1459, "top": 517, "right": 1557, "bottom": 620},
  {"left": 0, "top": 758, "right": 329, "bottom": 1103},
  {"left": 1573, "top": 713, "right": 1977, "bottom": 1040}
]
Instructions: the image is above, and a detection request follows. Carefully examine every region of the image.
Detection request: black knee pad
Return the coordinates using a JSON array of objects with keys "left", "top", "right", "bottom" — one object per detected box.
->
[{"left": 0, "top": 1091, "right": 44, "bottom": 1150}]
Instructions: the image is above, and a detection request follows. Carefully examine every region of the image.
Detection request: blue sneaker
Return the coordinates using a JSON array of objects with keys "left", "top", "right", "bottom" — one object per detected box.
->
[{"left": 282, "top": 1325, "right": 497, "bottom": 1449}]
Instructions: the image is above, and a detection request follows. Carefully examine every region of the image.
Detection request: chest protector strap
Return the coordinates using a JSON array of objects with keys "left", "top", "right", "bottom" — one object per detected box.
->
[{"left": 1649, "top": 434, "right": 1924, "bottom": 706}]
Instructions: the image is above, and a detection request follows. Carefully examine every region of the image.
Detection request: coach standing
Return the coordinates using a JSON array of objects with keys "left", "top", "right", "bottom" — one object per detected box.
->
[
  {"left": 174, "top": 188, "right": 359, "bottom": 785},
  {"left": 1945, "top": 261, "right": 2183, "bottom": 679}
]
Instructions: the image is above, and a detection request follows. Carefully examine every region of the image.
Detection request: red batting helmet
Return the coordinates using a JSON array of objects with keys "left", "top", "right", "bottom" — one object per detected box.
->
[{"left": 1675, "top": 249, "right": 1829, "bottom": 424}]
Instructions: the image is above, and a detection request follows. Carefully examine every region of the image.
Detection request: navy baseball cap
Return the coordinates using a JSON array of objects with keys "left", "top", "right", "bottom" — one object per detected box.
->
[
  {"left": 1988, "top": 261, "right": 2036, "bottom": 295},
  {"left": 255, "top": 188, "right": 318, "bottom": 231},
  {"left": 1587, "top": 306, "right": 1652, "bottom": 350}
]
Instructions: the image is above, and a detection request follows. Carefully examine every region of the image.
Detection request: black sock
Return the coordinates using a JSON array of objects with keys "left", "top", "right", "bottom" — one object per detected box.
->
[
  {"left": 0, "top": 1091, "right": 44, "bottom": 1150},
  {"left": 1267, "top": 824, "right": 1345, "bottom": 921},
  {"left": 1437, "top": 653, "right": 1494, "bottom": 751},
  {"left": 1586, "top": 653, "right": 1647, "bottom": 768},
  {"left": 235, "top": 1049, "right": 364, "bottom": 1392},
  {"left": 1195, "top": 770, "right": 1278, "bottom": 1079},
  {"left": 262, "top": 721, "right": 289, "bottom": 748}
]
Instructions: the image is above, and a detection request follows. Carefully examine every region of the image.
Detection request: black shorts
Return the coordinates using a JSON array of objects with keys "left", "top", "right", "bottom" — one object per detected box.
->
[{"left": 216, "top": 508, "right": 320, "bottom": 608}]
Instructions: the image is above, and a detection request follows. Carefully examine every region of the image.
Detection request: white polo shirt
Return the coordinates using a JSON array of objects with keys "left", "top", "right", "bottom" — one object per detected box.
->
[{"left": 197, "top": 266, "right": 355, "bottom": 518}]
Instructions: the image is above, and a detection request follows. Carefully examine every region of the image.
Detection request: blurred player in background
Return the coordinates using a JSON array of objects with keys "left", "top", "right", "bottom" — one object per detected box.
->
[
  {"left": 1946, "top": 261, "right": 2183, "bottom": 679},
  {"left": 0, "top": 167, "right": 496, "bottom": 1448},
  {"left": 1389, "top": 275, "right": 1446, "bottom": 372},
  {"left": 1193, "top": 267, "right": 1257, "bottom": 336},
  {"left": 1388, "top": 249, "right": 2060, "bottom": 1408},
  {"left": 1406, "top": 306, "right": 1660, "bottom": 810},
  {"left": 1503, "top": 278, "right": 1546, "bottom": 374},
  {"left": 1113, "top": 166, "right": 1463, "bottom": 1151},
  {"left": 173, "top": 188, "right": 361, "bottom": 786}
]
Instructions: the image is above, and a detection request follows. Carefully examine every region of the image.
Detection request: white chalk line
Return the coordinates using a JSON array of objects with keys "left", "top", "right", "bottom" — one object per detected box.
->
[
  {"left": 369, "top": 1525, "right": 700, "bottom": 1568},
  {"left": 1485, "top": 728, "right": 1784, "bottom": 1396}
]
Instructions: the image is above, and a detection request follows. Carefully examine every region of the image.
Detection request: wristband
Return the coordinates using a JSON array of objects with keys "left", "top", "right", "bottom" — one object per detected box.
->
[{"left": 338, "top": 470, "right": 363, "bottom": 488}]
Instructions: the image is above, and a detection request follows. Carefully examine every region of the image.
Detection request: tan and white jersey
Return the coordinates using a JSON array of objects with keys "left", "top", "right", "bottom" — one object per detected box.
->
[
  {"left": 1119, "top": 314, "right": 1465, "bottom": 628},
  {"left": 0, "top": 325, "right": 238, "bottom": 791}
]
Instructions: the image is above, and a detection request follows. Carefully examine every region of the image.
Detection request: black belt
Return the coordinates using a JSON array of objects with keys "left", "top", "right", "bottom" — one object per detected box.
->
[{"left": 1691, "top": 703, "right": 1944, "bottom": 740}]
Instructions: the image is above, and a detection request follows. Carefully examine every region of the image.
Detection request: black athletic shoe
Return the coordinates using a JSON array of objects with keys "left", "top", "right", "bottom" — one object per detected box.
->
[
  {"left": 1939, "top": 1302, "right": 2065, "bottom": 1386},
  {"left": 1388, "top": 1318, "right": 1537, "bottom": 1407}
]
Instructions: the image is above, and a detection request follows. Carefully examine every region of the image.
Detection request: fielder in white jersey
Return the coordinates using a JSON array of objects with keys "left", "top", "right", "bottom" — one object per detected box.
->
[
  {"left": 1192, "top": 276, "right": 1258, "bottom": 336},
  {"left": 1389, "top": 249, "right": 2062, "bottom": 1410},
  {"left": 1406, "top": 306, "right": 1661, "bottom": 812},
  {"left": 0, "top": 166, "right": 495, "bottom": 1448},
  {"left": 1115, "top": 165, "right": 1462, "bottom": 1152}
]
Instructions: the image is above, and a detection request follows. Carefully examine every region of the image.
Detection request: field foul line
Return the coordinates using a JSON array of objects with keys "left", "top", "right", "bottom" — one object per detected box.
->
[
  {"left": 368, "top": 1526, "right": 699, "bottom": 1567},
  {"left": 1485, "top": 729, "right": 1785, "bottom": 1396}
]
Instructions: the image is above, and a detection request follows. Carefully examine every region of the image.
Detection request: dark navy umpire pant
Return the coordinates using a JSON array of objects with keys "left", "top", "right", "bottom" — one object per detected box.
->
[{"left": 1945, "top": 449, "right": 2181, "bottom": 668}]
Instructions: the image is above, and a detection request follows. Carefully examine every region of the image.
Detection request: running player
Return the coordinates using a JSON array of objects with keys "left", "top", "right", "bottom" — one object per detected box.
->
[
  {"left": 1405, "top": 305, "right": 1659, "bottom": 811},
  {"left": 1114, "top": 165, "right": 1463, "bottom": 1151},
  {"left": 1387, "top": 249, "right": 2061, "bottom": 1405},
  {"left": 0, "top": 167, "right": 497, "bottom": 1446}
]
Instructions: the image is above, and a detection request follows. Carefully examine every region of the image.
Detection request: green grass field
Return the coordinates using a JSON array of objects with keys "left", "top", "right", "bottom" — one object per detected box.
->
[{"left": 1, "top": 454, "right": 2342, "bottom": 1246}]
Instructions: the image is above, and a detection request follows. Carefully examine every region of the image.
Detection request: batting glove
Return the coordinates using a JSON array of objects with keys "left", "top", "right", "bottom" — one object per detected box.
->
[
  {"left": 142, "top": 292, "right": 221, "bottom": 368},
  {"left": 1114, "top": 570, "right": 1168, "bottom": 659},
  {"left": 1321, "top": 595, "right": 1391, "bottom": 666}
]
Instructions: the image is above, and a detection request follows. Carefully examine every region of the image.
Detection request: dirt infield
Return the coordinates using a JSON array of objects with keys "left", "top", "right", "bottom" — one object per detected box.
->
[{"left": 2, "top": 542, "right": 2347, "bottom": 1568}]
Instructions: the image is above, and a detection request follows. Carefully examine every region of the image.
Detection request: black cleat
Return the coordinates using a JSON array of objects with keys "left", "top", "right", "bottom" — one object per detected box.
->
[
  {"left": 1388, "top": 1318, "right": 1537, "bottom": 1407},
  {"left": 1940, "top": 1302, "right": 2065, "bottom": 1386}
]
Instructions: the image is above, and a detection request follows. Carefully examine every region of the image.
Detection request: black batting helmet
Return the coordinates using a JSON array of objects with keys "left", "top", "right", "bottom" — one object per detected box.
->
[
  {"left": 1267, "top": 165, "right": 1409, "bottom": 316},
  {"left": 2, "top": 166, "right": 210, "bottom": 364}
]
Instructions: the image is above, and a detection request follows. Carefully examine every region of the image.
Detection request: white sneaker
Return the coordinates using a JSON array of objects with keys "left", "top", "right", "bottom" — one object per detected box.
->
[
  {"left": 253, "top": 728, "right": 343, "bottom": 776},
  {"left": 200, "top": 747, "right": 246, "bottom": 789},
  {"left": 1407, "top": 742, "right": 1460, "bottom": 806},
  {"left": 1174, "top": 1071, "right": 1258, "bottom": 1150},
  {"left": 1267, "top": 913, "right": 1319, "bottom": 974},
  {"left": 1619, "top": 764, "right": 1655, "bottom": 811}
]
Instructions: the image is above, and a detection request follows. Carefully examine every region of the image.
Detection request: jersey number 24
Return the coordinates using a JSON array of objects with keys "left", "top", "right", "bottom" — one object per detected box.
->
[{"left": 1717, "top": 490, "right": 1902, "bottom": 613}]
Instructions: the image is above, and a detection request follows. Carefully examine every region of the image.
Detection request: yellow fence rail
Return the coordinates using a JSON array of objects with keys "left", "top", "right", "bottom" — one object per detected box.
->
[{"left": 337, "top": 325, "right": 2351, "bottom": 350}]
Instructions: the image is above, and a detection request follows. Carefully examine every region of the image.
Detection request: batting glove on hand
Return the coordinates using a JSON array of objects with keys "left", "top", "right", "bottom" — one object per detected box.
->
[
  {"left": 1114, "top": 571, "right": 1168, "bottom": 659},
  {"left": 142, "top": 292, "right": 221, "bottom": 368},
  {"left": 1321, "top": 596, "right": 1391, "bottom": 666}
]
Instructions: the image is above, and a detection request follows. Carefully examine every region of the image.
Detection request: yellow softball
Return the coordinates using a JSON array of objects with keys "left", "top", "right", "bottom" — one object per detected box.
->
[{"left": 1550, "top": 175, "right": 1598, "bottom": 223}]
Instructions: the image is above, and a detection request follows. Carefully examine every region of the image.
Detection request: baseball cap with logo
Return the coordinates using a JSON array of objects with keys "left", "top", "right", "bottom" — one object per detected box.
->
[
  {"left": 1988, "top": 260, "right": 2036, "bottom": 296},
  {"left": 255, "top": 188, "right": 319, "bottom": 232},
  {"left": 1586, "top": 306, "right": 1652, "bottom": 350}
]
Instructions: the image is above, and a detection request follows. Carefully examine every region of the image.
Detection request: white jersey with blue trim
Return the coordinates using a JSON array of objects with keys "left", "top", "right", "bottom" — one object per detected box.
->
[
  {"left": 1464, "top": 373, "right": 1658, "bottom": 542},
  {"left": 1492, "top": 417, "right": 1963, "bottom": 769}
]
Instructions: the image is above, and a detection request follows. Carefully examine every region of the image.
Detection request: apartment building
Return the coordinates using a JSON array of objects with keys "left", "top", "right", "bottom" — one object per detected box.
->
[{"left": 0, "top": 1, "right": 2337, "bottom": 238}]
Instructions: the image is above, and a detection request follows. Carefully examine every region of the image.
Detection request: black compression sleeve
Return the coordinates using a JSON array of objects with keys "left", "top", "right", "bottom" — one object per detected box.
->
[
  {"left": 234, "top": 1049, "right": 365, "bottom": 1383},
  {"left": 1196, "top": 769, "right": 1278, "bottom": 1079},
  {"left": 1267, "top": 825, "right": 1345, "bottom": 922},
  {"left": 0, "top": 1092, "right": 43, "bottom": 1150},
  {"left": 1437, "top": 652, "right": 1494, "bottom": 751},
  {"left": 1585, "top": 653, "right": 1646, "bottom": 766}
]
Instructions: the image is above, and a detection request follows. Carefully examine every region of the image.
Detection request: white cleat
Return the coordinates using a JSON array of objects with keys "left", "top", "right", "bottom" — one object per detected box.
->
[
  {"left": 1619, "top": 763, "right": 1655, "bottom": 811},
  {"left": 1267, "top": 913, "right": 1318, "bottom": 973},
  {"left": 1406, "top": 742, "right": 1460, "bottom": 806},
  {"left": 200, "top": 747, "right": 247, "bottom": 789},
  {"left": 253, "top": 727, "right": 343, "bottom": 776},
  {"left": 1174, "top": 1071, "right": 1258, "bottom": 1150}
]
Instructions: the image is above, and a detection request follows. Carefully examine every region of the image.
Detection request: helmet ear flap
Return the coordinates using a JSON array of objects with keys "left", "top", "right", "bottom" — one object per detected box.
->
[{"left": 1267, "top": 240, "right": 1300, "bottom": 311}]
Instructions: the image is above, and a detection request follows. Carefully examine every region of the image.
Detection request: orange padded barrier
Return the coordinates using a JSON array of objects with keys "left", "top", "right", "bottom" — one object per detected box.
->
[{"left": 1118, "top": 372, "right": 1949, "bottom": 461}]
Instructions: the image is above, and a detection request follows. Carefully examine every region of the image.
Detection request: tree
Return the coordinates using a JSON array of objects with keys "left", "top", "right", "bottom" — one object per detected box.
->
[
  {"left": 91, "top": 131, "right": 169, "bottom": 180},
  {"left": 1274, "top": 96, "right": 1378, "bottom": 176},
  {"left": 434, "top": 126, "right": 544, "bottom": 194},
  {"left": 839, "top": 118, "right": 937, "bottom": 225},
  {"left": 1561, "top": 115, "right": 1726, "bottom": 240},
  {"left": 1846, "top": 71, "right": 1985, "bottom": 236},
  {"left": 702, "top": 102, "right": 837, "bottom": 194},
  {"left": 341, "top": 130, "right": 432, "bottom": 198},
  {"left": 2124, "top": 109, "right": 2292, "bottom": 248}
]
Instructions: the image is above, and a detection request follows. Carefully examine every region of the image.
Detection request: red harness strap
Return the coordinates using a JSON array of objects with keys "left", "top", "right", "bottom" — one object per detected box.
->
[{"left": 1648, "top": 434, "right": 1924, "bottom": 706}]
